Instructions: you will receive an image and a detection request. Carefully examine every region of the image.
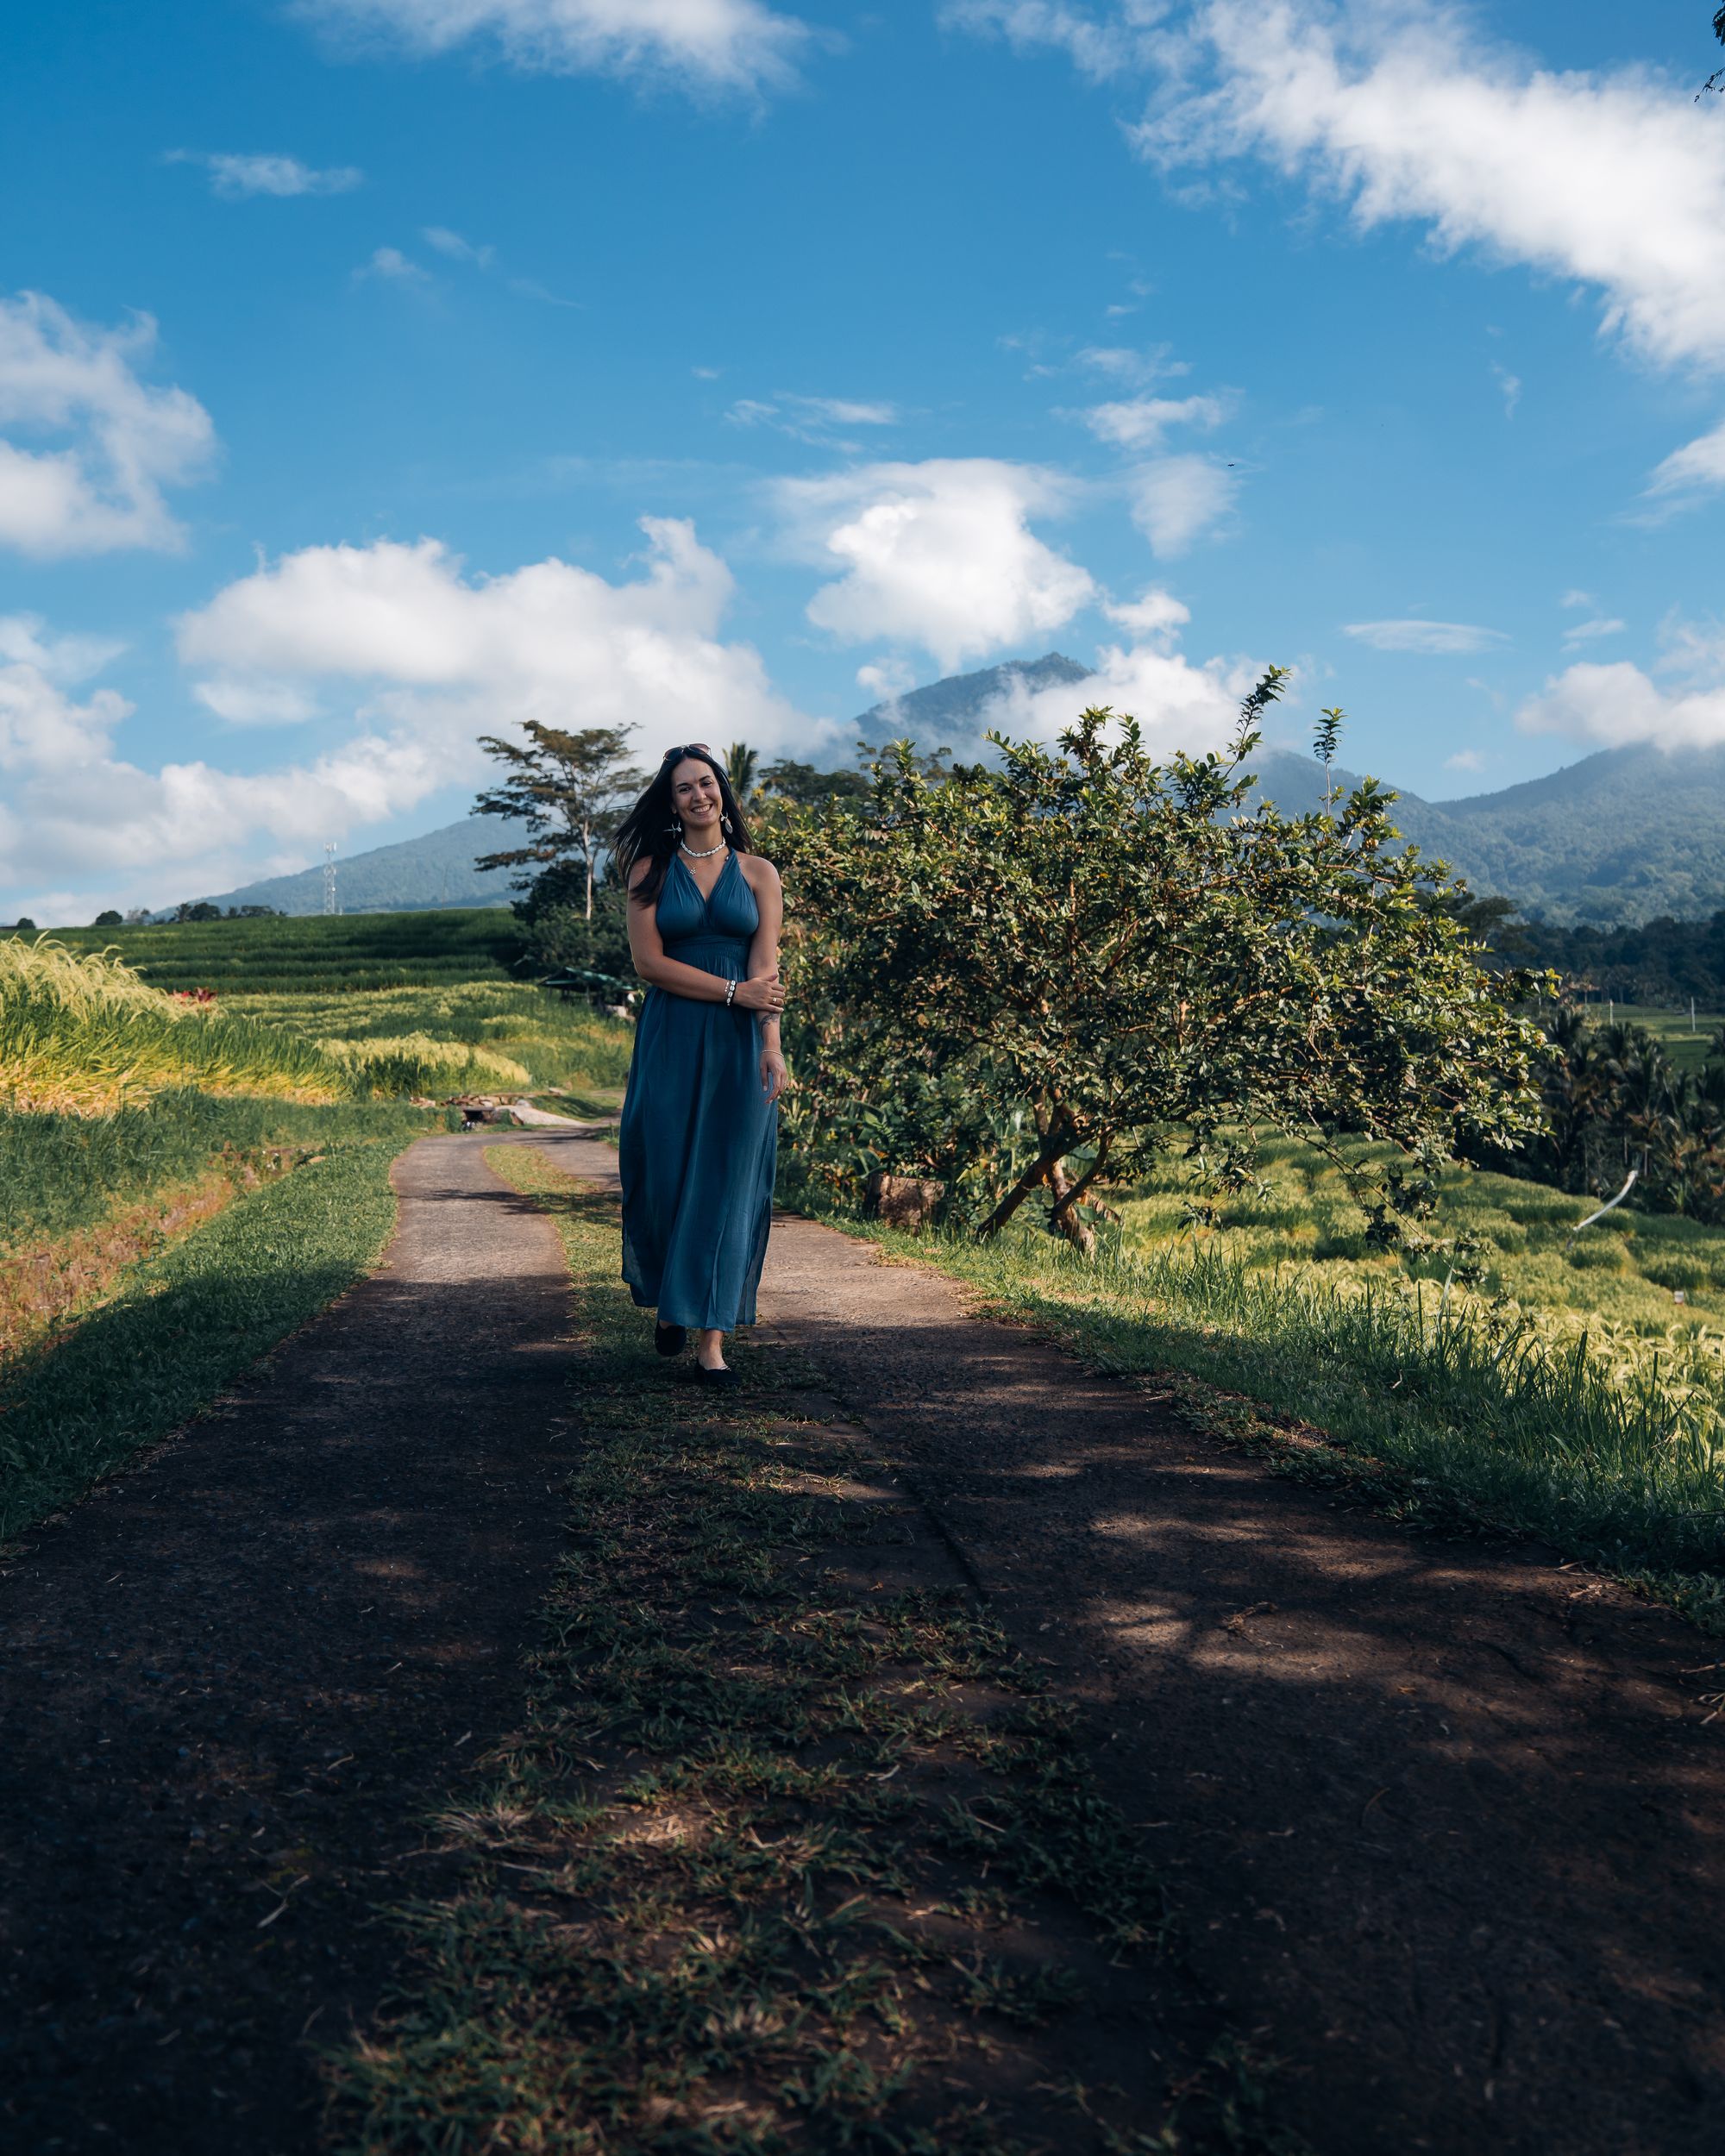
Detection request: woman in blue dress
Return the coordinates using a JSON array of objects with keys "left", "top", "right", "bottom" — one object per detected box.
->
[{"left": 613, "top": 744, "right": 787, "bottom": 1388}]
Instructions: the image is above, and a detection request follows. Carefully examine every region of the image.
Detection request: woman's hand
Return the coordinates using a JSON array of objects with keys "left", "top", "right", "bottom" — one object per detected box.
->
[
  {"left": 760, "top": 1048, "right": 788, "bottom": 1105},
  {"left": 733, "top": 969, "right": 786, "bottom": 1015}
]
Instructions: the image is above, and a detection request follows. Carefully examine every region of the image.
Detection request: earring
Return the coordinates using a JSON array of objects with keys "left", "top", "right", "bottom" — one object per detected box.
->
[
  {"left": 666, "top": 816, "right": 682, "bottom": 834},
  {"left": 721, "top": 812, "right": 733, "bottom": 836}
]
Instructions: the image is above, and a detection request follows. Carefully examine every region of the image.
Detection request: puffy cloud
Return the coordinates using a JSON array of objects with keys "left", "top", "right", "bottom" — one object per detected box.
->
[
  {"left": 178, "top": 517, "right": 818, "bottom": 754},
  {"left": 1344, "top": 618, "right": 1507, "bottom": 655},
  {"left": 3, "top": 523, "right": 825, "bottom": 911},
  {"left": 1445, "top": 749, "right": 1484, "bottom": 772},
  {"left": 165, "top": 150, "right": 364, "bottom": 197},
  {"left": 977, "top": 636, "right": 1258, "bottom": 757},
  {"left": 297, "top": 0, "right": 814, "bottom": 96},
  {"left": 775, "top": 458, "right": 1096, "bottom": 671},
  {"left": 1101, "top": 585, "right": 1189, "bottom": 641},
  {"left": 1077, "top": 392, "right": 1225, "bottom": 449},
  {"left": 1517, "top": 660, "right": 1725, "bottom": 751},
  {"left": 0, "top": 292, "right": 215, "bottom": 557},
  {"left": 958, "top": 2, "right": 1725, "bottom": 374},
  {"left": 1127, "top": 454, "right": 1237, "bottom": 555}
]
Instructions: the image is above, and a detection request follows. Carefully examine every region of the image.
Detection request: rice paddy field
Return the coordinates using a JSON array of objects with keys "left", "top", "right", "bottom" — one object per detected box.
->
[
  {"left": 0, "top": 926, "right": 633, "bottom": 1530},
  {"left": 24, "top": 906, "right": 524, "bottom": 993}
]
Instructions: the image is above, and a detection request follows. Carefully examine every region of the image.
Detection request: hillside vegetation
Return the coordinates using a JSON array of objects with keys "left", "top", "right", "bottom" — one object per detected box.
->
[{"left": 26, "top": 908, "right": 524, "bottom": 993}]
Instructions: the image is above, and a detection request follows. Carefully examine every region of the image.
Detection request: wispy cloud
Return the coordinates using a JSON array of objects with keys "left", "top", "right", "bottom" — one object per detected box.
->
[
  {"left": 1490, "top": 362, "right": 1521, "bottom": 418},
  {"left": 1562, "top": 616, "right": 1626, "bottom": 649},
  {"left": 354, "top": 246, "right": 430, "bottom": 285},
  {"left": 1127, "top": 454, "right": 1238, "bottom": 556},
  {"left": 726, "top": 392, "right": 898, "bottom": 450},
  {"left": 1075, "top": 391, "right": 1226, "bottom": 450},
  {"left": 296, "top": 0, "right": 818, "bottom": 98},
  {"left": 421, "top": 226, "right": 580, "bottom": 306},
  {"left": 165, "top": 150, "right": 364, "bottom": 197},
  {"left": 1344, "top": 619, "right": 1508, "bottom": 655}
]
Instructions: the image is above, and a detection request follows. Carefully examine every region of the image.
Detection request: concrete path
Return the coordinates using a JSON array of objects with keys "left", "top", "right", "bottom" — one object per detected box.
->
[
  {"left": 0, "top": 1135, "right": 579, "bottom": 2154},
  {"left": 533, "top": 1132, "right": 1725, "bottom": 2156}
]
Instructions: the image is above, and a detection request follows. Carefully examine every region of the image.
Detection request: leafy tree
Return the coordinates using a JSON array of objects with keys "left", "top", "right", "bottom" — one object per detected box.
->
[
  {"left": 772, "top": 676, "right": 1550, "bottom": 1251},
  {"left": 12, "top": 917, "right": 37, "bottom": 935},
  {"left": 174, "top": 901, "right": 223, "bottom": 923},
  {"left": 92, "top": 909, "right": 122, "bottom": 927},
  {"left": 474, "top": 724, "right": 645, "bottom": 921},
  {"left": 761, "top": 756, "right": 872, "bottom": 808},
  {"left": 1707, "top": 3, "right": 1725, "bottom": 94}
]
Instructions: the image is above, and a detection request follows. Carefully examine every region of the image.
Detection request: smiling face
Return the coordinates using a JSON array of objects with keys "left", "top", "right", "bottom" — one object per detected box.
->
[{"left": 670, "top": 756, "right": 724, "bottom": 838}]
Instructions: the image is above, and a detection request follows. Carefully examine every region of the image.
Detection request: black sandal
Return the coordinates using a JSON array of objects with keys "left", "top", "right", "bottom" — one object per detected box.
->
[
  {"left": 694, "top": 1364, "right": 741, "bottom": 1389},
  {"left": 655, "top": 1322, "right": 687, "bottom": 1357}
]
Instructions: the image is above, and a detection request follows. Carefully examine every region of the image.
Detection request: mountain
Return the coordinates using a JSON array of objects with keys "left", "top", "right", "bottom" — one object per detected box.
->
[
  {"left": 850, "top": 651, "right": 1094, "bottom": 746},
  {"left": 191, "top": 658, "right": 1725, "bottom": 928},
  {"left": 196, "top": 816, "right": 527, "bottom": 918}
]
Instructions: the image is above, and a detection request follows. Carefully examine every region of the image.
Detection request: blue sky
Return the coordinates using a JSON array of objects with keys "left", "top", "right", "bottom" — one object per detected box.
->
[{"left": 3, "top": 0, "right": 1724, "bottom": 918}]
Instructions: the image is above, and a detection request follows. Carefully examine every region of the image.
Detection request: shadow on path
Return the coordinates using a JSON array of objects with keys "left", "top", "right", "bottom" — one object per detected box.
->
[
  {"left": 535, "top": 1135, "right": 1725, "bottom": 2156},
  {"left": 0, "top": 1135, "right": 575, "bottom": 2154}
]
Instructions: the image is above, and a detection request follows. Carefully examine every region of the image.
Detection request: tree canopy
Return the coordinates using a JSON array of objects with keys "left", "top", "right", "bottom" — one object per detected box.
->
[
  {"left": 474, "top": 724, "right": 645, "bottom": 921},
  {"left": 771, "top": 675, "right": 1550, "bottom": 1250}
]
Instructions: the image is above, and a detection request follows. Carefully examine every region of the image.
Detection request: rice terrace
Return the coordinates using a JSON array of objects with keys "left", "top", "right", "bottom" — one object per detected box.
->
[{"left": 11, "top": 3, "right": 1725, "bottom": 2151}]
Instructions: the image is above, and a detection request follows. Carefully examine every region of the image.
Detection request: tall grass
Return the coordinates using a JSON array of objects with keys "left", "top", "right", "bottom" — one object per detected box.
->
[
  {"left": 0, "top": 939, "right": 350, "bottom": 1114},
  {"left": 233, "top": 981, "right": 635, "bottom": 1097},
  {"left": 830, "top": 1206, "right": 1725, "bottom": 1614},
  {"left": 315, "top": 1031, "right": 533, "bottom": 1095}
]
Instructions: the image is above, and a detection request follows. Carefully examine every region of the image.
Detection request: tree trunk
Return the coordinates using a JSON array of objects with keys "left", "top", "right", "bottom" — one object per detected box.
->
[
  {"left": 1046, "top": 1134, "right": 1112, "bottom": 1256},
  {"left": 582, "top": 816, "right": 593, "bottom": 920},
  {"left": 976, "top": 1123, "right": 1079, "bottom": 1240}
]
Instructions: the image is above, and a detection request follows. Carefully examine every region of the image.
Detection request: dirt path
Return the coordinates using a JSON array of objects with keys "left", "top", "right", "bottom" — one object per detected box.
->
[
  {"left": 0, "top": 1136, "right": 580, "bottom": 2153},
  {"left": 5, "top": 1130, "right": 1725, "bottom": 2153},
  {"left": 530, "top": 1134, "right": 1725, "bottom": 2156}
]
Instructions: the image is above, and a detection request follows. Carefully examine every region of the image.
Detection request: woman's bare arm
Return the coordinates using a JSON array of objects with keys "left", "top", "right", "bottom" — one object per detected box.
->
[{"left": 627, "top": 859, "right": 782, "bottom": 1010}]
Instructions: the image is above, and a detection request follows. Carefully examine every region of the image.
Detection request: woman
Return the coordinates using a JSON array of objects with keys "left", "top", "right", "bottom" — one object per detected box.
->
[{"left": 613, "top": 744, "right": 787, "bottom": 1387}]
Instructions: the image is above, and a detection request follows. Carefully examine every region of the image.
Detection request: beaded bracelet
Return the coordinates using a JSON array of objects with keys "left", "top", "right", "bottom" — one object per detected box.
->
[{"left": 725, "top": 980, "right": 737, "bottom": 1008}]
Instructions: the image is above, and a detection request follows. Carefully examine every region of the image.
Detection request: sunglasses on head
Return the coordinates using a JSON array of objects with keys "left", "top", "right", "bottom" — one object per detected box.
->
[{"left": 662, "top": 742, "right": 715, "bottom": 765}]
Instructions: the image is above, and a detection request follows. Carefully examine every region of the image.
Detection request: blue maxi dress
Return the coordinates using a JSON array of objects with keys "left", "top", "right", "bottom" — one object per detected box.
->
[{"left": 619, "top": 850, "right": 778, "bottom": 1331}]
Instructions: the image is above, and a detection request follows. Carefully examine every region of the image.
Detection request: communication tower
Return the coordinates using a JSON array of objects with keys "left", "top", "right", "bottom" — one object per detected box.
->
[{"left": 323, "top": 842, "right": 338, "bottom": 916}]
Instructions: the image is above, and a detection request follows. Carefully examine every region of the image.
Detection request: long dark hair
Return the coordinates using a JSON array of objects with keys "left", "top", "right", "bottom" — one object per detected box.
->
[{"left": 614, "top": 743, "right": 755, "bottom": 907}]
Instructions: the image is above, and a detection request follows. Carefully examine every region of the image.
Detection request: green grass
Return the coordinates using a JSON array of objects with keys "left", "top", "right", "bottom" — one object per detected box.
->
[
  {"left": 230, "top": 981, "right": 633, "bottom": 1100},
  {"left": 1605, "top": 1004, "right": 1725, "bottom": 1075},
  {"left": 324, "top": 1149, "right": 1283, "bottom": 2156},
  {"left": 800, "top": 1146, "right": 1725, "bottom": 1627},
  {"left": 0, "top": 1093, "right": 430, "bottom": 1253},
  {"left": 1121, "top": 1134, "right": 1725, "bottom": 1344},
  {"left": 0, "top": 1119, "right": 425, "bottom": 1537},
  {"left": 29, "top": 908, "right": 524, "bottom": 994}
]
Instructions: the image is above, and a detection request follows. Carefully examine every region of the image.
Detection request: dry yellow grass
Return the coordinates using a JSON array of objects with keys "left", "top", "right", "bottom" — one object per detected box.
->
[{"left": 0, "top": 938, "right": 348, "bottom": 1114}]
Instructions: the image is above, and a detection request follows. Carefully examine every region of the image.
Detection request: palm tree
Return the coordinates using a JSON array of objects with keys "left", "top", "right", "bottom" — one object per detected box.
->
[{"left": 724, "top": 742, "right": 759, "bottom": 803}]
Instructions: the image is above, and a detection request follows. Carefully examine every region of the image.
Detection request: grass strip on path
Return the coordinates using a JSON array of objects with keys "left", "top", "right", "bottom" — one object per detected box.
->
[
  {"left": 812, "top": 1209, "right": 1725, "bottom": 1632},
  {"left": 327, "top": 1146, "right": 1289, "bottom": 2156},
  {"left": 0, "top": 1125, "right": 420, "bottom": 1538}
]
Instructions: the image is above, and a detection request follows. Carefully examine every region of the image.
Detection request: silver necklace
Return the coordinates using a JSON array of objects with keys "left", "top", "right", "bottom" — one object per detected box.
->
[{"left": 680, "top": 837, "right": 727, "bottom": 860}]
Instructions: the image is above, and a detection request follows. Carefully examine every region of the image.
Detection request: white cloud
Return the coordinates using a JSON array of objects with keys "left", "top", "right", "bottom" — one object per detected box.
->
[
  {"left": 1444, "top": 748, "right": 1484, "bottom": 772},
  {"left": 961, "top": 3, "right": 1725, "bottom": 374},
  {"left": 298, "top": 0, "right": 814, "bottom": 96},
  {"left": 1077, "top": 392, "right": 1225, "bottom": 449},
  {"left": 1559, "top": 588, "right": 1595, "bottom": 611},
  {"left": 856, "top": 657, "right": 916, "bottom": 702},
  {"left": 1490, "top": 361, "right": 1521, "bottom": 417},
  {"left": 1127, "top": 454, "right": 1237, "bottom": 555},
  {"left": 0, "top": 292, "right": 215, "bottom": 557},
  {"left": 775, "top": 458, "right": 1096, "bottom": 672},
  {"left": 1561, "top": 616, "right": 1626, "bottom": 649},
  {"left": 1644, "top": 418, "right": 1725, "bottom": 508},
  {"left": 3, "top": 523, "right": 827, "bottom": 911},
  {"left": 423, "top": 226, "right": 497, "bottom": 266},
  {"left": 0, "top": 612, "right": 125, "bottom": 682},
  {"left": 727, "top": 392, "right": 898, "bottom": 448},
  {"left": 1343, "top": 618, "right": 1507, "bottom": 655},
  {"left": 1101, "top": 585, "right": 1189, "bottom": 642},
  {"left": 1518, "top": 660, "right": 1725, "bottom": 750},
  {"left": 978, "top": 636, "right": 1258, "bottom": 759},
  {"left": 193, "top": 677, "right": 323, "bottom": 725},
  {"left": 355, "top": 246, "right": 430, "bottom": 285},
  {"left": 1075, "top": 342, "right": 1190, "bottom": 386},
  {"left": 166, "top": 150, "right": 363, "bottom": 197}
]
